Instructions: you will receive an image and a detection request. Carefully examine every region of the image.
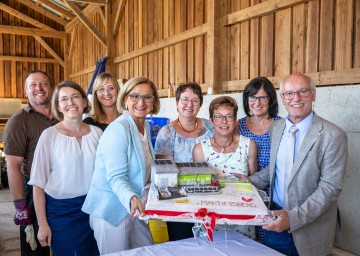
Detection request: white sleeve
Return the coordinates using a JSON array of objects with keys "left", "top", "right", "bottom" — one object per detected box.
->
[{"left": 28, "top": 128, "right": 53, "bottom": 188}]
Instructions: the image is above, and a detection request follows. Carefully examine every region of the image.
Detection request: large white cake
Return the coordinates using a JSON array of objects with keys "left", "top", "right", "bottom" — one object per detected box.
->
[
  {"left": 144, "top": 182, "right": 272, "bottom": 226},
  {"left": 142, "top": 159, "right": 273, "bottom": 241}
]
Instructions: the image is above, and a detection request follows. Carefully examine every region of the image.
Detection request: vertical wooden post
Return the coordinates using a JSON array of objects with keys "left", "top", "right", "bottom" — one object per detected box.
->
[
  {"left": 206, "top": 0, "right": 227, "bottom": 94},
  {"left": 106, "top": 0, "right": 116, "bottom": 75},
  {"left": 63, "top": 33, "right": 70, "bottom": 79}
]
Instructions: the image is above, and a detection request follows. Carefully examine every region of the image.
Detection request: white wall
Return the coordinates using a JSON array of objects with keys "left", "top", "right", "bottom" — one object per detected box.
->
[{"left": 153, "top": 84, "right": 360, "bottom": 254}]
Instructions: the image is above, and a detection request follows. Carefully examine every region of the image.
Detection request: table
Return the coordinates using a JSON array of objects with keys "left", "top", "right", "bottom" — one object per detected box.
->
[{"left": 103, "top": 231, "right": 284, "bottom": 256}]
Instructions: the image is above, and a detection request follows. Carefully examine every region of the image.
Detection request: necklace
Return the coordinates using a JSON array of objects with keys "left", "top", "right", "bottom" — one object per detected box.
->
[
  {"left": 213, "top": 136, "right": 233, "bottom": 153},
  {"left": 177, "top": 118, "right": 198, "bottom": 133}
]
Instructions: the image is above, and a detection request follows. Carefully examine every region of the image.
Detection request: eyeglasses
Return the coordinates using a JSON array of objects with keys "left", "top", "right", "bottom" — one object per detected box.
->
[
  {"left": 97, "top": 86, "right": 116, "bottom": 94},
  {"left": 180, "top": 97, "right": 200, "bottom": 106},
  {"left": 58, "top": 94, "right": 83, "bottom": 105},
  {"left": 281, "top": 88, "right": 315, "bottom": 100},
  {"left": 212, "top": 114, "right": 235, "bottom": 122},
  {"left": 248, "top": 95, "right": 269, "bottom": 102},
  {"left": 128, "top": 93, "right": 155, "bottom": 103}
]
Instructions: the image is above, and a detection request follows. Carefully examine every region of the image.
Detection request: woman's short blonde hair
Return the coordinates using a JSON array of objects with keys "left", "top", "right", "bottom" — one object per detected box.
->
[
  {"left": 209, "top": 96, "right": 238, "bottom": 121},
  {"left": 91, "top": 72, "right": 120, "bottom": 122},
  {"left": 51, "top": 80, "right": 91, "bottom": 121},
  {"left": 117, "top": 76, "right": 160, "bottom": 115}
]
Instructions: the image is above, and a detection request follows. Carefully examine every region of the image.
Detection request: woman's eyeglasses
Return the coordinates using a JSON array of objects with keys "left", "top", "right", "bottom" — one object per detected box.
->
[
  {"left": 58, "top": 94, "right": 83, "bottom": 105},
  {"left": 180, "top": 97, "right": 200, "bottom": 106},
  {"left": 212, "top": 114, "right": 235, "bottom": 122},
  {"left": 248, "top": 95, "right": 269, "bottom": 102},
  {"left": 128, "top": 94, "right": 155, "bottom": 103},
  {"left": 96, "top": 86, "right": 116, "bottom": 94}
]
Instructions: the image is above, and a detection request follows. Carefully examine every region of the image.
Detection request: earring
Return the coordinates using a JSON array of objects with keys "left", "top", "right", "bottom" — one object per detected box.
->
[{"left": 125, "top": 105, "right": 128, "bottom": 110}]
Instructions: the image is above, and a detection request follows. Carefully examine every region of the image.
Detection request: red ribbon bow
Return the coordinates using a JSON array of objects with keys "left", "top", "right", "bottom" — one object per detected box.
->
[{"left": 195, "top": 208, "right": 219, "bottom": 242}]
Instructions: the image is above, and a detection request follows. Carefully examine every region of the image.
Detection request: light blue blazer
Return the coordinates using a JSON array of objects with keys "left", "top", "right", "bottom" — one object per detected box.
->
[{"left": 82, "top": 111, "right": 154, "bottom": 226}]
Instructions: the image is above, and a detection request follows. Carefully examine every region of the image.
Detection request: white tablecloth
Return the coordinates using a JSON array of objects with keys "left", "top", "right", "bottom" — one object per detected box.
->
[{"left": 103, "top": 231, "right": 284, "bottom": 256}]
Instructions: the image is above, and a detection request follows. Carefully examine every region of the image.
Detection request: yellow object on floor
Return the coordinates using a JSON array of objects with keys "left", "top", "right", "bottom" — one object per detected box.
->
[{"left": 149, "top": 220, "right": 169, "bottom": 244}]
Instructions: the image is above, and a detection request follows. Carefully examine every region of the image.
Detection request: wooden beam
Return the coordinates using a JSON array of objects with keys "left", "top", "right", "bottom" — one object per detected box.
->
[
  {"left": 37, "top": 0, "right": 76, "bottom": 19},
  {"left": 16, "top": 0, "right": 68, "bottom": 26},
  {"left": 112, "top": 0, "right": 127, "bottom": 37},
  {"left": 33, "top": 36, "right": 65, "bottom": 67},
  {"left": 0, "top": 2, "right": 56, "bottom": 31},
  {"left": 66, "top": 0, "right": 106, "bottom": 4},
  {"left": 68, "top": 29, "right": 76, "bottom": 60},
  {"left": 64, "top": 30, "right": 70, "bottom": 79},
  {"left": 64, "top": 0, "right": 107, "bottom": 47},
  {"left": 105, "top": 0, "right": 116, "bottom": 74},
  {"left": 114, "top": 23, "right": 208, "bottom": 63},
  {"left": 206, "top": 0, "right": 228, "bottom": 94},
  {"left": 68, "top": 65, "right": 96, "bottom": 78},
  {"left": 0, "top": 55, "right": 59, "bottom": 63},
  {"left": 96, "top": 5, "right": 106, "bottom": 25},
  {"left": 222, "top": 68, "right": 360, "bottom": 92},
  {"left": 0, "top": 25, "right": 67, "bottom": 39},
  {"left": 223, "top": 0, "right": 308, "bottom": 26},
  {"left": 65, "top": 4, "right": 98, "bottom": 31},
  {"left": 308, "top": 68, "right": 360, "bottom": 86},
  {"left": 222, "top": 77, "right": 281, "bottom": 92}
]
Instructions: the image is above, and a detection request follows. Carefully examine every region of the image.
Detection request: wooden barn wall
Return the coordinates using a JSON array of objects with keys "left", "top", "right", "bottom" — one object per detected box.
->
[
  {"left": 67, "top": 0, "right": 360, "bottom": 97},
  {"left": 0, "top": 0, "right": 64, "bottom": 100},
  {"left": 67, "top": 0, "right": 207, "bottom": 94},
  {"left": 67, "top": 11, "right": 105, "bottom": 89},
  {"left": 223, "top": 0, "right": 360, "bottom": 91},
  {"left": 115, "top": 0, "right": 207, "bottom": 91}
]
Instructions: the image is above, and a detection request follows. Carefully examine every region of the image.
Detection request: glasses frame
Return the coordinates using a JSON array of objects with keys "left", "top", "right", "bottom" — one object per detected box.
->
[
  {"left": 96, "top": 86, "right": 116, "bottom": 95},
  {"left": 127, "top": 93, "right": 155, "bottom": 103},
  {"left": 179, "top": 97, "right": 201, "bottom": 106},
  {"left": 248, "top": 95, "right": 269, "bottom": 103},
  {"left": 58, "top": 94, "right": 83, "bottom": 105},
  {"left": 212, "top": 114, "right": 235, "bottom": 123},
  {"left": 281, "top": 88, "right": 315, "bottom": 100}
]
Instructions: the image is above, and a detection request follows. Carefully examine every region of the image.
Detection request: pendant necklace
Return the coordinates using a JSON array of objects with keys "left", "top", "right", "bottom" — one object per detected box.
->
[
  {"left": 213, "top": 136, "right": 234, "bottom": 154},
  {"left": 177, "top": 118, "right": 198, "bottom": 133}
]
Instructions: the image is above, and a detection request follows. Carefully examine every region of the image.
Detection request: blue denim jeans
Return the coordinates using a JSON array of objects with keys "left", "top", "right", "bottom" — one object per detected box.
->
[{"left": 263, "top": 202, "right": 299, "bottom": 256}]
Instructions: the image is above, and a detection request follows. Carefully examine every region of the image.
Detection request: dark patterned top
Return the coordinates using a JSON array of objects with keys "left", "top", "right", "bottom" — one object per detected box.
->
[{"left": 237, "top": 116, "right": 282, "bottom": 171}]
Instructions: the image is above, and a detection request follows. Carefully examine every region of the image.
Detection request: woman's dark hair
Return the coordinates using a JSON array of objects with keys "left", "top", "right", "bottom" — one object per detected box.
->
[
  {"left": 242, "top": 77, "right": 278, "bottom": 117},
  {"left": 175, "top": 83, "right": 203, "bottom": 106}
]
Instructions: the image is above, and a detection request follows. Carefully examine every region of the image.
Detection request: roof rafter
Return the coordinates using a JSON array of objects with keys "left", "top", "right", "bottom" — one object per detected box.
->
[
  {"left": 63, "top": 0, "right": 107, "bottom": 47},
  {"left": 112, "top": 0, "right": 126, "bottom": 37},
  {"left": 37, "top": 0, "right": 76, "bottom": 19},
  {"left": 66, "top": 0, "right": 106, "bottom": 5},
  {"left": 0, "top": 25, "right": 67, "bottom": 39},
  {"left": 34, "top": 35, "right": 65, "bottom": 67},
  {"left": 0, "top": 2, "right": 56, "bottom": 31},
  {"left": 16, "top": 0, "right": 68, "bottom": 26}
]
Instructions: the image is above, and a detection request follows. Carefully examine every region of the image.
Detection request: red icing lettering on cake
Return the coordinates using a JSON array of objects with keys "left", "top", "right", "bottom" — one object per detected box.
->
[
  {"left": 241, "top": 196, "right": 253, "bottom": 202},
  {"left": 199, "top": 200, "right": 256, "bottom": 208}
]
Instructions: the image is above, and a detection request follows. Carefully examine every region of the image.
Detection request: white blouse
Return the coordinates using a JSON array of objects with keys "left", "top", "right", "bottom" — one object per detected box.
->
[
  {"left": 139, "top": 128, "right": 152, "bottom": 184},
  {"left": 29, "top": 125, "right": 103, "bottom": 199}
]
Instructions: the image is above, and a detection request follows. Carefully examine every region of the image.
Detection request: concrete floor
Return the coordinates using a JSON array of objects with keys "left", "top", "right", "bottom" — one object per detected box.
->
[
  {"left": 0, "top": 188, "right": 357, "bottom": 256},
  {"left": 0, "top": 188, "right": 20, "bottom": 256}
]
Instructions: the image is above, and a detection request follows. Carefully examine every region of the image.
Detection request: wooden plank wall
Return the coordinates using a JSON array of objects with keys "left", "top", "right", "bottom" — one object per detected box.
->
[
  {"left": 1, "top": 0, "right": 360, "bottom": 99},
  {"left": 0, "top": 0, "right": 64, "bottom": 100},
  {"left": 115, "top": 0, "right": 207, "bottom": 91},
  {"left": 223, "top": 0, "right": 360, "bottom": 91}
]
